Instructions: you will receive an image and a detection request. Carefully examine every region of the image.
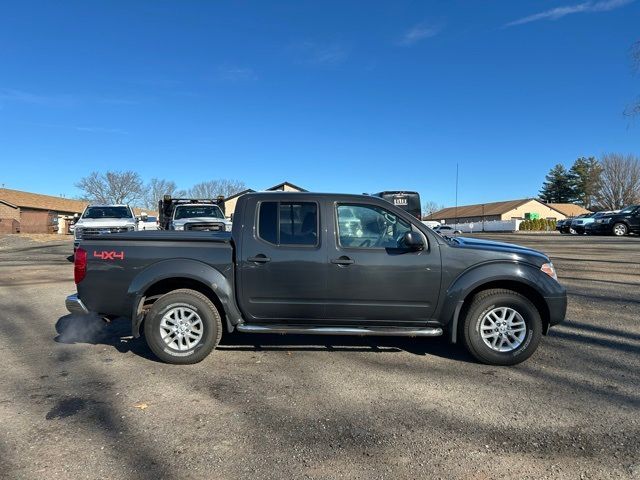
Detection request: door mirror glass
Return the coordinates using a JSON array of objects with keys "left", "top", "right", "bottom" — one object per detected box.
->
[{"left": 402, "top": 231, "right": 424, "bottom": 250}]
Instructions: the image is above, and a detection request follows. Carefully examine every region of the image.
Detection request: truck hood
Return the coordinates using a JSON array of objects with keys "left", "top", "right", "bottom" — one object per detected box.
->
[
  {"left": 172, "top": 217, "right": 230, "bottom": 226},
  {"left": 76, "top": 218, "right": 136, "bottom": 228},
  {"left": 450, "top": 236, "right": 549, "bottom": 264}
]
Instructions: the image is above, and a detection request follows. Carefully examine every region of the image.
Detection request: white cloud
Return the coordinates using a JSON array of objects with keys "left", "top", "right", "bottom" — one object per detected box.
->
[
  {"left": 292, "top": 41, "right": 349, "bottom": 66},
  {"left": 506, "top": 0, "right": 635, "bottom": 27},
  {"left": 397, "top": 23, "right": 443, "bottom": 46},
  {"left": 74, "top": 126, "right": 128, "bottom": 135},
  {"left": 216, "top": 65, "right": 257, "bottom": 82},
  {"left": 0, "top": 88, "right": 76, "bottom": 107}
]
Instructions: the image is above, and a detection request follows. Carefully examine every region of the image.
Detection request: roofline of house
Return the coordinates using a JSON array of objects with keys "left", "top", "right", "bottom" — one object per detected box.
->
[
  {"left": 265, "top": 181, "right": 308, "bottom": 192},
  {"left": 225, "top": 188, "right": 256, "bottom": 201}
]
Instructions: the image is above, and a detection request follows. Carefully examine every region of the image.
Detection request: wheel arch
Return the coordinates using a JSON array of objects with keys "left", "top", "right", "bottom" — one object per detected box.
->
[
  {"left": 444, "top": 263, "right": 554, "bottom": 343},
  {"left": 127, "top": 259, "right": 242, "bottom": 337},
  {"left": 453, "top": 280, "right": 550, "bottom": 342}
]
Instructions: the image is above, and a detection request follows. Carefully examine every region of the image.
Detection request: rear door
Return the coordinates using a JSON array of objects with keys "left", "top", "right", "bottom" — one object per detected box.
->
[
  {"left": 325, "top": 201, "right": 441, "bottom": 323},
  {"left": 237, "top": 196, "right": 327, "bottom": 321}
]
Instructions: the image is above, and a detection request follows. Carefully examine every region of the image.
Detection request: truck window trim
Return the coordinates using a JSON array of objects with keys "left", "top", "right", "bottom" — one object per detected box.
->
[
  {"left": 255, "top": 200, "right": 321, "bottom": 248},
  {"left": 333, "top": 202, "right": 428, "bottom": 252}
]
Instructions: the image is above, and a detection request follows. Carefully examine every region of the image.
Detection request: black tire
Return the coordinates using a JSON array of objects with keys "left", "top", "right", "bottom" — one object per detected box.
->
[
  {"left": 144, "top": 289, "right": 222, "bottom": 364},
  {"left": 612, "top": 222, "right": 628, "bottom": 237},
  {"left": 461, "top": 289, "right": 542, "bottom": 366}
]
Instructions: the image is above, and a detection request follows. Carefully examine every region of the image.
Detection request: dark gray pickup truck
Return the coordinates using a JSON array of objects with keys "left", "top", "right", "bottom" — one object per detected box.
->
[{"left": 66, "top": 192, "right": 566, "bottom": 366}]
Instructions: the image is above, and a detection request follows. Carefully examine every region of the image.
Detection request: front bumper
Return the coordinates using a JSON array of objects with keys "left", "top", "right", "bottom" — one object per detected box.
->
[
  {"left": 65, "top": 294, "right": 89, "bottom": 315},
  {"left": 545, "top": 294, "right": 567, "bottom": 328}
]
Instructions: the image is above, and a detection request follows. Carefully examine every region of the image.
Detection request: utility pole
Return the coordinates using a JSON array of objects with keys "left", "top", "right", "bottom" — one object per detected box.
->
[{"left": 482, "top": 203, "right": 485, "bottom": 232}]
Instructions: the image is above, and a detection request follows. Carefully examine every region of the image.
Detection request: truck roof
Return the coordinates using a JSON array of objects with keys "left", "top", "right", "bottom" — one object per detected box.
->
[
  {"left": 244, "top": 191, "right": 383, "bottom": 200},
  {"left": 85, "top": 204, "right": 131, "bottom": 208}
]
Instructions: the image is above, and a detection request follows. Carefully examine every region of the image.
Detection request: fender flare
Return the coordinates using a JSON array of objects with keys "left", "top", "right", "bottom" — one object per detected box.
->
[
  {"left": 442, "top": 261, "right": 555, "bottom": 343},
  {"left": 127, "top": 258, "right": 243, "bottom": 336}
]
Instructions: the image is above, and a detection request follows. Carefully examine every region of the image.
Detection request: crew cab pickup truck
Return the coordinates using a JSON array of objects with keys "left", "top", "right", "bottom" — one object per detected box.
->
[
  {"left": 66, "top": 192, "right": 566, "bottom": 366},
  {"left": 73, "top": 204, "right": 138, "bottom": 249}
]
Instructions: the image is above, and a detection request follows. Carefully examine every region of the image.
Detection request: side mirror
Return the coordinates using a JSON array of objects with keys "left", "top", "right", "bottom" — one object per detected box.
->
[{"left": 402, "top": 231, "right": 425, "bottom": 250}]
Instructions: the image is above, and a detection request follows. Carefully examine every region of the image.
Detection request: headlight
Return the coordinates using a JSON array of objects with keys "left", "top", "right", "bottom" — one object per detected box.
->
[
  {"left": 225, "top": 224, "right": 232, "bottom": 232},
  {"left": 74, "top": 228, "right": 83, "bottom": 239},
  {"left": 127, "top": 225, "right": 135, "bottom": 231},
  {"left": 541, "top": 262, "right": 557, "bottom": 281},
  {"left": 603, "top": 218, "right": 612, "bottom": 224},
  {"left": 174, "top": 225, "right": 184, "bottom": 231}
]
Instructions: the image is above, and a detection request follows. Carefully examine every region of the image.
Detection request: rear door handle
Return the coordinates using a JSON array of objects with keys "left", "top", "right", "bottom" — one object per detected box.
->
[
  {"left": 248, "top": 254, "right": 271, "bottom": 264},
  {"left": 331, "top": 256, "right": 354, "bottom": 265}
]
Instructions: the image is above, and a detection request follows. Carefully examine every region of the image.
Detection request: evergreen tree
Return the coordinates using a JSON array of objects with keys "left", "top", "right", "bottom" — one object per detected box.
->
[
  {"left": 569, "top": 157, "right": 601, "bottom": 209},
  {"left": 539, "top": 164, "right": 575, "bottom": 203}
]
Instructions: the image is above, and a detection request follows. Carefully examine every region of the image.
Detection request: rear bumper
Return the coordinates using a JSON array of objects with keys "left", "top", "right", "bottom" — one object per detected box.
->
[{"left": 65, "top": 294, "right": 89, "bottom": 315}]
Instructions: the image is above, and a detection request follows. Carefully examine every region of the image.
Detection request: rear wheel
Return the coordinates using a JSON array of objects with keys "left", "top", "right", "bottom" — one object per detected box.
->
[
  {"left": 612, "top": 223, "right": 628, "bottom": 236},
  {"left": 144, "top": 289, "right": 222, "bottom": 364},
  {"left": 461, "top": 289, "right": 542, "bottom": 366}
]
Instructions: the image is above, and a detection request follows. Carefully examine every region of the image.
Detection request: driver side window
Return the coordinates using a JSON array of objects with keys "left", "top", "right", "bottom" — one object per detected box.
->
[{"left": 337, "top": 204, "right": 412, "bottom": 249}]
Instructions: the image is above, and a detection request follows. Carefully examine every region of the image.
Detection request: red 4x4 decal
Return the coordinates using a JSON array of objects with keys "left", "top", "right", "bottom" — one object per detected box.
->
[{"left": 93, "top": 250, "right": 125, "bottom": 260}]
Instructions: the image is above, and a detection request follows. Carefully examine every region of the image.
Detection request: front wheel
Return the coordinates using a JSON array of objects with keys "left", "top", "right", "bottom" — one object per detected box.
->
[
  {"left": 144, "top": 289, "right": 222, "bottom": 364},
  {"left": 612, "top": 223, "right": 628, "bottom": 236},
  {"left": 461, "top": 289, "right": 542, "bottom": 366}
]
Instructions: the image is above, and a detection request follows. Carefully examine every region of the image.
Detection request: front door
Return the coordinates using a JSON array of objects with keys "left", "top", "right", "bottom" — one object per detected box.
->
[
  {"left": 325, "top": 202, "right": 441, "bottom": 323},
  {"left": 238, "top": 198, "right": 327, "bottom": 322}
]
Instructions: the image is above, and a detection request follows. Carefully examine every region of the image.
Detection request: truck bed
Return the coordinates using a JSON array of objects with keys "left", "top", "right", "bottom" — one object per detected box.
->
[
  {"left": 76, "top": 231, "right": 234, "bottom": 317},
  {"left": 84, "top": 230, "right": 232, "bottom": 243}
]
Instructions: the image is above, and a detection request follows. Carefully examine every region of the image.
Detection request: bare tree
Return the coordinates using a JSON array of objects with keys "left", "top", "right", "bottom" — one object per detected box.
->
[
  {"left": 625, "top": 40, "right": 640, "bottom": 117},
  {"left": 76, "top": 171, "right": 144, "bottom": 205},
  {"left": 143, "top": 178, "right": 186, "bottom": 210},
  {"left": 188, "top": 179, "right": 247, "bottom": 199},
  {"left": 595, "top": 153, "right": 640, "bottom": 210},
  {"left": 422, "top": 200, "right": 444, "bottom": 218}
]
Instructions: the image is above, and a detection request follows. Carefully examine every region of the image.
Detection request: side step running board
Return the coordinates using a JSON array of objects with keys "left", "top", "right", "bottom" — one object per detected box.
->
[{"left": 236, "top": 324, "right": 443, "bottom": 337}]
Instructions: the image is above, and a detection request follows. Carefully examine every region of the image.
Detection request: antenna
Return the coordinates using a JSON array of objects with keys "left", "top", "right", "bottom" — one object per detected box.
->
[{"left": 455, "top": 163, "right": 459, "bottom": 228}]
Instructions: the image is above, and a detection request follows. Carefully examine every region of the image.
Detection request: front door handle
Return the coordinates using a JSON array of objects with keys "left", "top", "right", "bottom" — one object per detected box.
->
[
  {"left": 331, "top": 256, "right": 354, "bottom": 266},
  {"left": 248, "top": 254, "right": 271, "bottom": 264}
]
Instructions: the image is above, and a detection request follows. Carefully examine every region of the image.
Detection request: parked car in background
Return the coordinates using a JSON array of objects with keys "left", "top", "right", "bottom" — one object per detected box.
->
[
  {"left": 571, "top": 211, "right": 616, "bottom": 235},
  {"left": 585, "top": 205, "right": 640, "bottom": 236},
  {"left": 73, "top": 205, "right": 137, "bottom": 249},
  {"left": 422, "top": 220, "right": 441, "bottom": 229},
  {"left": 138, "top": 214, "right": 159, "bottom": 231},
  {"left": 557, "top": 214, "right": 588, "bottom": 234},
  {"left": 555, "top": 218, "right": 570, "bottom": 234},
  {"left": 433, "top": 224, "right": 462, "bottom": 235}
]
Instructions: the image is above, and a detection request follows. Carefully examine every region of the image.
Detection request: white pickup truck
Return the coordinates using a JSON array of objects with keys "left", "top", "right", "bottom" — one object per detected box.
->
[{"left": 73, "top": 204, "right": 138, "bottom": 248}]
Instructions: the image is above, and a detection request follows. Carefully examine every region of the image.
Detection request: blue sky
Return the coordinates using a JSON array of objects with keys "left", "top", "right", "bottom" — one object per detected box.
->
[{"left": 1, "top": 0, "right": 638, "bottom": 207}]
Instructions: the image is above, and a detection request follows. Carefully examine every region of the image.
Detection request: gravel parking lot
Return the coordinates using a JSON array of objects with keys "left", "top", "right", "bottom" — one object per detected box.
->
[{"left": 0, "top": 233, "right": 638, "bottom": 479}]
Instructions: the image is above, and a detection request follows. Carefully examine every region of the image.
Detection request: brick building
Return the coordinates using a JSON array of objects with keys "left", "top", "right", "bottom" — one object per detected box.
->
[{"left": 0, "top": 188, "right": 88, "bottom": 234}]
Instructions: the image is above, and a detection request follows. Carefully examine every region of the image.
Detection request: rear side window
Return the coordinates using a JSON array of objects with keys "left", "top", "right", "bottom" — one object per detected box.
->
[{"left": 258, "top": 201, "right": 318, "bottom": 246}]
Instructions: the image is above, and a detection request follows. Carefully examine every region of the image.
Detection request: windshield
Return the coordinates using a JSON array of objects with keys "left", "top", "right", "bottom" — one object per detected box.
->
[
  {"left": 82, "top": 206, "right": 133, "bottom": 219},
  {"left": 618, "top": 205, "right": 637, "bottom": 214},
  {"left": 174, "top": 205, "right": 224, "bottom": 220}
]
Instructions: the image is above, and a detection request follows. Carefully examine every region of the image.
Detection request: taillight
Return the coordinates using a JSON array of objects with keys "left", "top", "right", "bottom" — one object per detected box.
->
[{"left": 74, "top": 247, "right": 87, "bottom": 284}]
